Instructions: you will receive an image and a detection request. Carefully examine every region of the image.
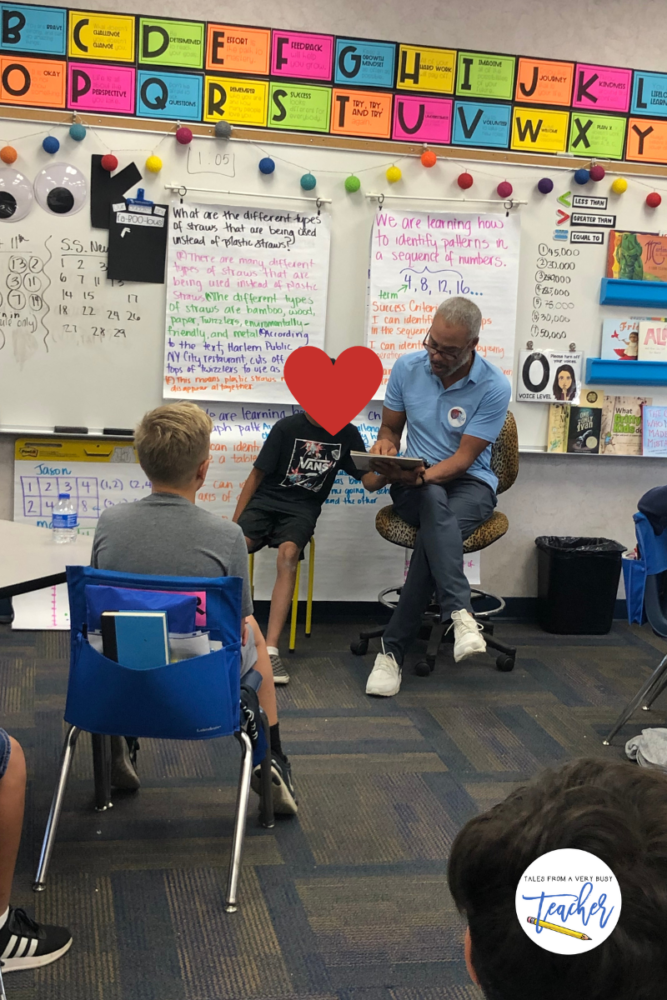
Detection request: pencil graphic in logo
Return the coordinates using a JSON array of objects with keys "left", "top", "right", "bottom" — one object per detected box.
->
[{"left": 527, "top": 917, "right": 591, "bottom": 941}]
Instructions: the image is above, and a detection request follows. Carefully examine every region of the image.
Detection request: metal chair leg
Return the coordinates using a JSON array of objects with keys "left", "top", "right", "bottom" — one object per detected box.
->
[
  {"left": 305, "top": 536, "right": 315, "bottom": 637},
  {"left": 92, "top": 734, "right": 112, "bottom": 811},
  {"left": 225, "top": 730, "right": 254, "bottom": 913},
  {"left": 289, "top": 562, "right": 301, "bottom": 652},
  {"left": 603, "top": 654, "right": 667, "bottom": 745},
  {"left": 642, "top": 662, "right": 667, "bottom": 711},
  {"left": 33, "top": 725, "right": 81, "bottom": 892},
  {"left": 258, "top": 709, "right": 275, "bottom": 830},
  {"left": 249, "top": 552, "right": 255, "bottom": 600}
]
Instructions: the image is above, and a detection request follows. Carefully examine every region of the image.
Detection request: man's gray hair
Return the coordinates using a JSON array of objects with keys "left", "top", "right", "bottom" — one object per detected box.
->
[{"left": 435, "top": 297, "right": 482, "bottom": 343}]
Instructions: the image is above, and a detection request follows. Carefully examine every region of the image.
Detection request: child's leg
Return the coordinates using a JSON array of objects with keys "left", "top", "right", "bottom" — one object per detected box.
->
[
  {"left": 246, "top": 616, "right": 278, "bottom": 726},
  {"left": 0, "top": 735, "right": 26, "bottom": 914},
  {"left": 266, "top": 541, "right": 302, "bottom": 649}
]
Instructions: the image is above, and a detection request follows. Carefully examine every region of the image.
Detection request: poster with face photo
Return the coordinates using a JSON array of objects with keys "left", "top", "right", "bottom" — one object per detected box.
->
[{"left": 517, "top": 351, "right": 584, "bottom": 404}]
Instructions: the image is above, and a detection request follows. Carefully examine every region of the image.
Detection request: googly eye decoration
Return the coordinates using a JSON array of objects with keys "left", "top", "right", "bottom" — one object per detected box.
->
[
  {"left": 34, "top": 162, "right": 87, "bottom": 216},
  {"left": 0, "top": 167, "right": 34, "bottom": 222}
]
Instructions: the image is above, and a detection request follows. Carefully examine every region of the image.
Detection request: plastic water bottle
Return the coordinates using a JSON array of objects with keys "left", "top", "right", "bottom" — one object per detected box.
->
[{"left": 52, "top": 493, "right": 78, "bottom": 544}]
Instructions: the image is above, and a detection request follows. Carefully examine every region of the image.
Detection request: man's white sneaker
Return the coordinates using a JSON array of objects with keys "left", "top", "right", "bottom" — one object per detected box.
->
[
  {"left": 366, "top": 652, "right": 402, "bottom": 697},
  {"left": 450, "top": 609, "right": 486, "bottom": 662}
]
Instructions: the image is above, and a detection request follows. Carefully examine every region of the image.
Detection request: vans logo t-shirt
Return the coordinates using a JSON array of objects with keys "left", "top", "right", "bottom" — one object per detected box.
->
[{"left": 281, "top": 439, "right": 343, "bottom": 492}]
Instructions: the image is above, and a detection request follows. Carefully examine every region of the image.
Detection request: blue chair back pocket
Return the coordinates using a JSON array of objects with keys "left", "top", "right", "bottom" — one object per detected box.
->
[{"left": 65, "top": 633, "right": 241, "bottom": 740}]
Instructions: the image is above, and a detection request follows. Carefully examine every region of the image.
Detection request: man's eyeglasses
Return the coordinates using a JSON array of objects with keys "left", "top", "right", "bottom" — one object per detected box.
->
[{"left": 422, "top": 335, "right": 464, "bottom": 361}]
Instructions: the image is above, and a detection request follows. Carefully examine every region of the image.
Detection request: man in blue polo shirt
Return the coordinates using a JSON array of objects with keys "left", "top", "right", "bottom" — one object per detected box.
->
[{"left": 366, "top": 296, "right": 511, "bottom": 697}]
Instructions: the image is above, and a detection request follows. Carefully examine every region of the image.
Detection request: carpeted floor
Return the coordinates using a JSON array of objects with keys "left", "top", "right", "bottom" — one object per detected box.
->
[{"left": 1, "top": 615, "right": 666, "bottom": 1000}]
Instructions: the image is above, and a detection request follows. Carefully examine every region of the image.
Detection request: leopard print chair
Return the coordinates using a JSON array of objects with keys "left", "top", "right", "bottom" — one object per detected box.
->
[{"left": 351, "top": 412, "right": 519, "bottom": 673}]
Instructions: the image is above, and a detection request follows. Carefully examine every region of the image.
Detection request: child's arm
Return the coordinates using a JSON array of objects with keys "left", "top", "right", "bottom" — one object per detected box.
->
[
  {"left": 232, "top": 467, "right": 265, "bottom": 522},
  {"left": 361, "top": 471, "right": 387, "bottom": 493}
]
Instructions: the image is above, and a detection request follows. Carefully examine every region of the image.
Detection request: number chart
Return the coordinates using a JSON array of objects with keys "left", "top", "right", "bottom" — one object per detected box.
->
[{"left": 14, "top": 438, "right": 150, "bottom": 536}]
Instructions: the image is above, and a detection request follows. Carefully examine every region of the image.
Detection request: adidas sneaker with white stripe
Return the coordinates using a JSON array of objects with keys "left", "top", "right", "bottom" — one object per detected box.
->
[{"left": 0, "top": 907, "right": 72, "bottom": 972}]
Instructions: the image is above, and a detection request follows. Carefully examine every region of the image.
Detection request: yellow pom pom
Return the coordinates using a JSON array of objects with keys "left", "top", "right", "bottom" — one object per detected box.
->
[
  {"left": 145, "top": 155, "right": 162, "bottom": 173},
  {"left": 611, "top": 177, "right": 627, "bottom": 194},
  {"left": 386, "top": 165, "right": 402, "bottom": 184}
]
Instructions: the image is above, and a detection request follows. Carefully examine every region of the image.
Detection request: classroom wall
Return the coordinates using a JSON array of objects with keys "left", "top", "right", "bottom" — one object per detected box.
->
[{"left": 2, "top": 0, "right": 667, "bottom": 600}]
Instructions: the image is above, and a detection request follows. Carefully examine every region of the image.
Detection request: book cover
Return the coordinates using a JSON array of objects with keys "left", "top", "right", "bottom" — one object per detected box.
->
[
  {"left": 642, "top": 405, "right": 667, "bottom": 456},
  {"left": 638, "top": 321, "right": 667, "bottom": 361},
  {"left": 566, "top": 407, "right": 602, "bottom": 454},
  {"left": 547, "top": 404, "right": 570, "bottom": 453},
  {"left": 101, "top": 611, "right": 169, "bottom": 670},
  {"left": 606, "top": 231, "right": 667, "bottom": 282},
  {"left": 601, "top": 395, "right": 653, "bottom": 455},
  {"left": 600, "top": 317, "right": 640, "bottom": 360}
]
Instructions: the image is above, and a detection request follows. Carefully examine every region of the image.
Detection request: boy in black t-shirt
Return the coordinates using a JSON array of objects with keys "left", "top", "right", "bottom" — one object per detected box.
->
[{"left": 233, "top": 412, "right": 384, "bottom": 682}]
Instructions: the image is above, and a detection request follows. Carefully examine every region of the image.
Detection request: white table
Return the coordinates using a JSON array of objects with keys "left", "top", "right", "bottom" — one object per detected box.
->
[{"left": 0, "top": 520, "right": 93, "bottom": 599}]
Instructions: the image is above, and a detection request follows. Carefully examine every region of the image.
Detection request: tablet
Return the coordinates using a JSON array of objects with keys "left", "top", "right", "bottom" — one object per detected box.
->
[{"left": 350, "top": 451, "right": 425, "bottom": 473}]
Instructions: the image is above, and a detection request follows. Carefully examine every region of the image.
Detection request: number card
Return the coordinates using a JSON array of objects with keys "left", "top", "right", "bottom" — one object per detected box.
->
[
  {"left": 138, "top": 18, "right": 204, "bottom": 70},
  {"left": 334, "top": 38, "right": 395, "bottom": 89},
  {"left": 202, "top": 75, "right": 268, "bottom": 125},
  {"left": 68, "top": 11, "right": 135, "bottom": 63},
  {"left": 205, "top": 24, "right": 271, "bottom": 76},
  {"left": 0, "top": 56, "right": 66, "bottom": 107},
  {"left": 392, "top": 95, "right": 452, "bottom": 143},
  {"left": 0, "top": 4, "right": 67, "bottom": 55},
  {"left": 396, "top": 44, "right": 455, "bottom": 94}
]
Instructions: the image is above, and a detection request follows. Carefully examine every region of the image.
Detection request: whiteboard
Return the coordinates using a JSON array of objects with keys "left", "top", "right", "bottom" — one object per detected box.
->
[{"left": 2, "top": 117, "right": 667, "bottom": 449}]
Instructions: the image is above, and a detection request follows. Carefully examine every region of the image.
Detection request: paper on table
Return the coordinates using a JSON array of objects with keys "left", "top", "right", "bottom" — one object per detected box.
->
[{"left": 12, "top": 583, "right": 69, "bottom": 630}]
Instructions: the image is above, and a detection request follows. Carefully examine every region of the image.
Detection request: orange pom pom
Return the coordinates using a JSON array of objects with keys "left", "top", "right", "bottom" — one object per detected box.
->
[
  {"left": 0, "top": 146, "right": 17, "bottom": 164},
  {"left": 421, "top": 150, "right": 437, "bottom": 168}
]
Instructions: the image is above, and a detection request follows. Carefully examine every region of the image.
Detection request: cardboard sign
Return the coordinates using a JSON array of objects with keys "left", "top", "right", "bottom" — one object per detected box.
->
[
  {"left": 632, "top": 71, "right": 667, "bottom": 118},
  {"left": 511, "top": 107, "right": 569, "bottom": 152},
  {"left": 68, "top": 11, "right": 135, "bottom": 62},
  {"left": 570, "top": 212, "right": 616, "bottom": 227},
  {"left": 0, "top": 55, "right": 65, "bottom": 107},
  {"left": 136, "top": 70, "right": 202, "bottom": 121},
  {"left": 203, "top": 75, "right": 268, "bottom": 125},
  {"left": 330, "top": 88, "right": 392, "bottom": 138},
  {"left": 334, "top": 38, "right": 395, "bottom": 88},
  {"left": 67, "top": 62, "right": 135, "bottom": 113},
  {"left": 568, "top": 113, "right": 626, "bottom": 159},
  {"left": 205, "top": 24, "right": 270, "bottom": 76},
  {"left": 572, "top": 63, "right": 632, "bottom": 112},
  {"left": 456, "top": 52, "right": 515, "bottom": 100},
  {"left": 626, "top": 118, "right": 667, "bottom": 163},
  {"left": 452, "top": 101, "right": 511, "bottom": 147},
  {"left": 138, "top": 18, "right": 204, "bottom": 70},
  {"left": 517, "top": 350, "right": 583, "bottom": 404},
  {"left": 270, "top": 30, "right": 333, "bottom": 81},
  {"left": 514, "top": 58, "right": 573, "bottom": 106},
  {"left": 268, "top": 83, "right": 331, "bottom": 131},
  {"left": 396, "top": 44, "right": 456, "bottom": 93},
  {"left": 0, "top": 3, "right": 66, "bottom": 55},
  {"left": 392, "top": 95, "right": 452, "bottom": 143}
]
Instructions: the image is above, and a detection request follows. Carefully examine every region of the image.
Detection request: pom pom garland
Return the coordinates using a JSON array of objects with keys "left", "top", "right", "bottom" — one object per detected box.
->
[
  {"left": 259, "top": 156, "right": 275, "bottom": 174},
  {"left": 42, "top": 136, "right": 60, "bottom": 154},
  {"left": 611, "top": 177, "right": 628, "bottom": 194},
  {"left": 175, "top": 126, "right": 193, "bottom": 145},
  {"left": 421, "top": 149, "right": 437, "bottom": 167},
  {"left": 457, "top": 171, "right": 473, "bottom": 190},
  {"left": 0, "top": 146, "right": 17, "bottom": 164},
  {"left": 100, "top": 154, "right": 118, "bottom": 172},
  {"left": 386, "top": 165, "right": 402, "bottom": 183},
  {"left": 590, "top": 164, "right": 606, "bottom": 182},
  {"left": 300, "top": 172, "right": 316, "bottom": 190},
  {"left": 145, "top": 155, "right": 162, "bottom": 173},
  {"left": 497, "top": 180, "right": 513, "bottom": 198},
  {"left": 574, "top": 168, "right": 590, "bottom": 185},
  {"left": 214, "top": 120, "right": 233, "bottom": 138},
  {"left": 647, "top": 192, "right": 662, "bottom": 208},
  {"left": 537, "top": 177, "right": 554, "bottom": 194},
  {"left": 345, "top": 174, "right": 361, "bottom": 193},
  {"left": 69, "top": 123, "right": 86, "bottom": 141}
]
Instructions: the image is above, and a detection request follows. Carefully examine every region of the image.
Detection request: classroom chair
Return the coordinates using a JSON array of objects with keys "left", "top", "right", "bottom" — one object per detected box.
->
[
  {"left": 351, "top": 411, "right": 519, "bottom": 674},
  {"left": 604, "top": 511, "right": 667, "bottom": 745},
  {"left": 33, "top": 566, "right": 274, "bottom": 913},
  {"left": 249, "top": 536, "right": 315, "bottom": 652}
]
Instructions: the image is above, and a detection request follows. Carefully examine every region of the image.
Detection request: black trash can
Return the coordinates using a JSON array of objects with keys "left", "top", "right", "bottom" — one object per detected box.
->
[{"left": 535, "top": 536, "right": 626, "bottom": 634}]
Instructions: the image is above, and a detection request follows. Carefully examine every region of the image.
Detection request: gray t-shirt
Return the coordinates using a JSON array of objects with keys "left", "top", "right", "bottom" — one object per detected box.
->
[{"left": 91, "top": 492, "right": 253, "bottom": 617}]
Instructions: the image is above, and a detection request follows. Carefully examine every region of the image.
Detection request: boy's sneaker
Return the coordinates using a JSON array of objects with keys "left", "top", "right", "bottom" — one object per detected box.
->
[
  {"left": 366, "top": 652, "right": 402, "bottom": 697},
  {"left": 269, "top": 653, "right": 290, "bottom": 685},
  {"left": 0, "top": 907, "right": 72, "bottom": 972},
  {"left": 110, "top": 735, "right": 140, "bottom": 790},
  {"left": 450, "top": 609, "right": 486, "bottom": 662},
  {"left": 251, "top": 753, "right": 298, "bottom": 814}
]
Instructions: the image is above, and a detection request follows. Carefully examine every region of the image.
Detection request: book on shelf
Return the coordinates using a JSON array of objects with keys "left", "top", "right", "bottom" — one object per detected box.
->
[
  {"left": 566, "top": 407, "right": 602, "bottom": 454},
  {"left": 606, "top": 231, "right": 667, "bottom": 282},
  {"left": 638, "top": 320, "right": 667, "bottom": 361},
  {"left": 547, "top": 390, "right": 604, "bottom": 453},
  {"left": 601, "top": 395, "right": 652, "bottom": 455},
  {"left": 101, "top": 611, "right": 169, "bottom": 670},
  {"left": 642, "top": 405, "right": 667, "bottom": 456}
]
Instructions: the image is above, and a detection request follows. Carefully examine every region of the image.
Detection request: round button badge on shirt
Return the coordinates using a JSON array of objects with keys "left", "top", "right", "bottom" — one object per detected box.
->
[{"left": 448, "top": 407, "right": 467, "bottom": 428}]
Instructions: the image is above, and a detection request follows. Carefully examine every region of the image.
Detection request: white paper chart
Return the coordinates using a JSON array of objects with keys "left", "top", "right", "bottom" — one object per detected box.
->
[
  {"left": 164, "top": 200, "right": 331, "bottom": 403},
  {"left": 367, "top": 209, "right": 521, "bottom": 395}
]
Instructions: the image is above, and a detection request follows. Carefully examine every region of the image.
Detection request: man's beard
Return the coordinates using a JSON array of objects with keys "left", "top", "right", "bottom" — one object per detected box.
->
[{"left": 431, "top": 349, "right": 472, "bottom": 378}]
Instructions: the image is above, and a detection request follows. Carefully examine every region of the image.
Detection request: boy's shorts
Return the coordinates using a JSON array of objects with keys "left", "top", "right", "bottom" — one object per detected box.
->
[
  {"left": 0, "top": 728, "right": 11, "bottom": 779},
  {"left": 238, "top": 503, "right": 318, "bottom": 555},
  {"left": 240, "top": 625, "right": 258, "bottom": 677}
]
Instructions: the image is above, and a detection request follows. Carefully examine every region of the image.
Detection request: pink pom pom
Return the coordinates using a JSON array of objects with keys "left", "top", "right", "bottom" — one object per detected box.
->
[
  {"left": 497, "top": 181, "right": 513, "bottom": 198},
  {"left": 590, "top": 164, "right": 606, "bottom": 182},
  {"left": 176, "top": 127, "right": 193, "bottom": 145}
]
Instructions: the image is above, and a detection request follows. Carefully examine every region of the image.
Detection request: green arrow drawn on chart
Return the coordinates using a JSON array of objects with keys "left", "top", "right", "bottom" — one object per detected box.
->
[
  {"left": 398, "top": 284, "right": 408, "bottom": 292},
  {"left": 558, "top": 191, "right": 571, "bottom": 206}
]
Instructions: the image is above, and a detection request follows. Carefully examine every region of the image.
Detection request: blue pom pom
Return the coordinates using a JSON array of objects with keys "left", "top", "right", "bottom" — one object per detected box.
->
[
  {"left": 42, "top": 136, "right": 60, "bottom": 154},
  {"left": 69, "top": 123, "right": 86, "bottom": 142},
  {"left": 574, "top": 168, "right": 590, "bottom": 185},
  {"left": 300, "top": 172, "right": 316, "bottom": 191},
  {"left": 259, "top": 157, "right": 275, "bottom": 174}
]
